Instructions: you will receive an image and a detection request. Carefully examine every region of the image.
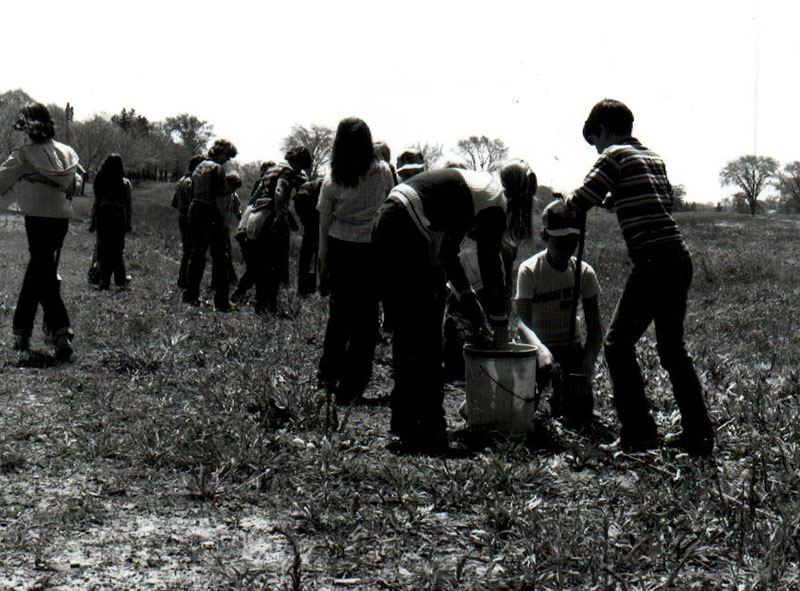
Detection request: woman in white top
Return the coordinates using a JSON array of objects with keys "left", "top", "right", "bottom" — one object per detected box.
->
[{"left": 317, "top": 117, "right": 395, "bottom": 404}]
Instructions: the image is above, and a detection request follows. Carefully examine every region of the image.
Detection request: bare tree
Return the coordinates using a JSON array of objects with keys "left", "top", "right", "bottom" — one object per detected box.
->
[
  {"left": 777, "top": 161, "right": 800, "bottom": 213},
  {"left": 405, "top": 141, "right": 443, "bottom": 169},
  {"left": 163, "top": 113, "right": 214, "bottom": 155},
  {"left": 280, "top": 123, "right": 334, "bottom": 179},
  {"left": 719, "top": 155, "right": 780, "bottom": 216},
  {"left": 455, "top": 135, "right": 509, "bottom": 171}
]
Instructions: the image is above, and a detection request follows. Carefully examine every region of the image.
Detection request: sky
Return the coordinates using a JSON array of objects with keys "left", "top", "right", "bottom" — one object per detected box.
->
[{"left": 3, "top": 0, "right": 799, "bottom": 203}]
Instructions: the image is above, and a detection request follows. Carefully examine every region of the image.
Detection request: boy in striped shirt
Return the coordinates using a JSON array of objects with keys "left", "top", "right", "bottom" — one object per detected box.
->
[{"left": 566, "top": 99, "right": 714, "bottom": 456}]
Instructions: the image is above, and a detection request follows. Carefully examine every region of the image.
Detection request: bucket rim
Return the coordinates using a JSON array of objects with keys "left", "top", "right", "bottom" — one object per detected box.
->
[{"left": 463, "top": 343, "right": 538, "bottom": 358}]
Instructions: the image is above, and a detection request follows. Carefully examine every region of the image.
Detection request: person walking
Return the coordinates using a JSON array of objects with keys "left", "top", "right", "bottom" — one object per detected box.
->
[
  {"left": 566, "top": 98, "right": 714, "bottom": 456},
  {"left": 89, "top": 153, "right": 132, "bottom": 289},
  {"left": 0, "top": 103, "right": 83, "bottom": 360},
  {"left": 317, "top": 118, "right": 395, "bottom": 404}
]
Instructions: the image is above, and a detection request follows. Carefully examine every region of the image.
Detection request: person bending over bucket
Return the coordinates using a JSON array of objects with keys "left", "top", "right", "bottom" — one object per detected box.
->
[
  {"left": 372, "top": 167, "right": 526, "bottom": 455},
  {"left": 565, "top": 98, "right": 714, "bottom": 456},
  {"left": 515, "top": 198, "right": 603, "bottom": 430}
]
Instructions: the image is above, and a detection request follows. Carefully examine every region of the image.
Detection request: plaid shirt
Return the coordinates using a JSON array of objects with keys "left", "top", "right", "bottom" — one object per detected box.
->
[{"left": 568, "top": 137, "right": 683, "bottom": 255}]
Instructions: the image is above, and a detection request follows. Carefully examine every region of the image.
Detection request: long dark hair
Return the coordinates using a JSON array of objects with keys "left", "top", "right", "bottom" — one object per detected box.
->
[
  {"left": 94, "top": 153, "right": 127, "bottom": 196},
  {"left": 331, "top": 117, "right": 375, "bottom": 188}
]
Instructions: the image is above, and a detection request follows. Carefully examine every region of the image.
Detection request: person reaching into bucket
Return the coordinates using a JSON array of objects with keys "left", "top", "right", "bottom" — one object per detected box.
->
[
  {"left": 373, "top": 167, "right": 525, "bottom": 455},
  {"left": 515, "top": 198, "right": 603, "bottom": 430},
  {"left": 565, "top": 98, "right": 714, "bottom": 456}
]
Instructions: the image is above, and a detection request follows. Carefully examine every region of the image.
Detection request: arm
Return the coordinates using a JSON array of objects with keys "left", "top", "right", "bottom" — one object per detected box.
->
[
  {"left": 317, "top": 181, "right": 333, "bottom": 276},
  {"left": 581, "top": 295, "right": 603, "bottom": 376},
  {"left": 0, "top": 151, "right": 26, "bottom": 196},
  {"left": 515, "top": 298, "right": 554, "bottom": 369},
  {"left": 124, "top": 180, "right": 132, "bottom": 232},
  {"left": 566, "top": 151, "right": 619, "bottom": 212},
  {"left": 474, "top": 207, "right": 509, "bottom": 346}
]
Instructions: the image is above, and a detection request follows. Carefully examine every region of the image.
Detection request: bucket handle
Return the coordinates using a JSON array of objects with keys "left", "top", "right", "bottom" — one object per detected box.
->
[{"left": 479, "top": 365, "right": 536, "bottom": 403}]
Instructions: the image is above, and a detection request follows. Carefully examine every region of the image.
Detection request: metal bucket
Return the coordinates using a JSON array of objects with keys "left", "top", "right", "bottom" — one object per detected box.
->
[{"left": 463, "top": 343, "right": 538, "bottom": 434}]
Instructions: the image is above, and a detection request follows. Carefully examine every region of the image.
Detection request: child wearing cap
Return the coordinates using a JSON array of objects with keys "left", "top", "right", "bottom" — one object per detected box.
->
[
  {"left": 565, "top": 98, "right": 714, "bottom": 456},
  {"left": 515, "top": 198, "right": 603, "bottom": 427}
]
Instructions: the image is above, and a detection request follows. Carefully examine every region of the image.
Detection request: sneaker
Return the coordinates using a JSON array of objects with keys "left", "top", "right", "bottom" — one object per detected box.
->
[{"left": 54, "top": 334, "right": 73, "bottom": 362}]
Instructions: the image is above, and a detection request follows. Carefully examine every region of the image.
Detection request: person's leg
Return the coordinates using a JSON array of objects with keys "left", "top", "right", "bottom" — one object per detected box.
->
[
  {"left": 183, "top": 203, "right": 210, "bottom": 304},
  {"left": 319, "top": 238, "right": 349, "bottom": 393},
  {"left": 208, "top": 212, "right": 230, "bottom": 310},
  {"left": 603, "top": 265, "right": 659, "bottom": 448},
  {"left": 96, "top": 214, "right": 113, "bottom": 289},
  {"left": 653, "top": 255, "right": 714, "bottom": 455},
  {"left": 338, "top": 241, "right": 380, "bottom": 402},
  {"left": 13, "top": 217, "right": 71, "bottom": 354},
  {"left": 178, "top": 214, "right": 191, "bottom": 288}
]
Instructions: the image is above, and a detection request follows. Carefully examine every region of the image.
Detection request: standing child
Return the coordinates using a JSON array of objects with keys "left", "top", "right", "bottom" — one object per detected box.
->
[
  {"left": 515, "top": 199, "right": 603, "bottom": 429},
  {"left": 566, "top": 98, "right": 714, "bottom": 456},
  {"left": 90, "top": 153, "right": 132, "bottom": 289}
]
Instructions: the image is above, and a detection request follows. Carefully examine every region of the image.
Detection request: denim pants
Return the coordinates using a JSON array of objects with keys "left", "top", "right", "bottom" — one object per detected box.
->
[
  {"left": 13, "top": 216, "right": 71, "bottom": 338},
  {"left": 318, "top": 237, "right": 379, "bottom": 400},
  {"left": 604, "top": 249, "right": 712, "bottom": 444},
  {"left": 184, "top": 201, "right": 229, "bottom": 307},
  {"left": 96, "top": 207, "right": 127, "bottom": 286},
  {"left": 373, "top": 203, "right": 447, "bottom": 439}
]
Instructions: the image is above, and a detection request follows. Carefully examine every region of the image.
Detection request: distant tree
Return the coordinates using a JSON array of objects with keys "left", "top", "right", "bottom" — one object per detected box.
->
[
  {"left": 671, "top": 184, "right": 688, "bottom": 211},
  {"left": 0, "top": 89, "right": 36, "bottom": 158},
  {"left": 163, "top": 113, "right": 214, "bottom": 155},
  {"left": 280, "top": 123, "right": 334, "bottom": 179},
  {"left": 408, "top": 141, "right": 443, "bottom": 169},
  {"left": 777, "top": 161, "right": 800, "bottom": 213},
  {"left": 112, "top": 108, "right": 150, "bottom": 136},
  {"left": 455, "top": 135, "right": 509, "bottom": 171},
  {"left": 719, "top": 155, "right": 780, "bottom": 216}
]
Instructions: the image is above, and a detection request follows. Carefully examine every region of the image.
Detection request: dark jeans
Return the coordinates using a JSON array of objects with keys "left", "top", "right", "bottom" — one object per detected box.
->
[
  {"left": 604, "top": 249, "right": 712, "bottom": 444},
  {"left": 233, "top": 234, "right": 257, "bottom": 297},
  {"left": 318, "top": 237, "right": 380, "bottom": 401},
  {"left": 537, "top": 344, "right": 593, "bottom": 426},
  {"left": 254, "top": 215, "right": 290, "bottom": 313},
  {"left": 297, "top": 212, "right": 319, "bottom": 296},
  {"left": 96, "top": 207, "right": 127, "bottom": 287},
  {"left": 13, "top": 216, "right": 70, "bottom": 338},
  {"left": 178, "top": 212, "right": 190, "bottom": 288},
  {"left": 373, "top": 203, "right": 447, "bottom": 439},
  {"left": 183, "top": 201, "right": 229, "bottom": 308}
]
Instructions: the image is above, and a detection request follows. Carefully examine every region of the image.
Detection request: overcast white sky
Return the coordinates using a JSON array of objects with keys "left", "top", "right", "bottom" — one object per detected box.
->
[{"left": 4, "top": 0, "right": 798, "bottom": 202}]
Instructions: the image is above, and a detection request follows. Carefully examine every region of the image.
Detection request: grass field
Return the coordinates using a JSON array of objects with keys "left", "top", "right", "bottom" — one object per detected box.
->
[{"left": 1, "top": 182, "right": 799, "bottom": 590}]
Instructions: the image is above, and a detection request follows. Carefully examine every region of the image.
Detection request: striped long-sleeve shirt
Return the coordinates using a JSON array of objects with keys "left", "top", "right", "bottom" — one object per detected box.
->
[{"left": 567, "top": 137, "right": 684, "bottom": 256}]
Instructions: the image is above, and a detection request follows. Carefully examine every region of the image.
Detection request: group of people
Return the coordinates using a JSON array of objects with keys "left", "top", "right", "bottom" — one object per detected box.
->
[{"left": 0, "top": 99, "right": 714, "bottom": 459}]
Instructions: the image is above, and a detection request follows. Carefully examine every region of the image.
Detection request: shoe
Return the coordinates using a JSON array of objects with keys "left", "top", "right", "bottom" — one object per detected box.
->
[
  {"left": 13, "top": 334, "right": 30, "bottom": 352},
  {"left": 115, "top": 274, "right": 132, "bottom": 286},
  {"left": 54, "top": 334, "right": 73, "bottom": 362},
  {"left": 666, "top": 431, "right": 714, "bottom": 457},
  {"left": 215, "top": 301, "right": 233, "bottom": 312},
  {"left": 182, "top": 293, "right": 200, "bottom": 306}
]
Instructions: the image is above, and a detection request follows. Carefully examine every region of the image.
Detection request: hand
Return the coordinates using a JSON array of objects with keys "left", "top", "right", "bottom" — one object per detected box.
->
[
  {"left": 537, "top": 345, "right": 554, "bottom": 370},
  {"left": 490, "top": 324, "right": 510, "bottom": 349}
]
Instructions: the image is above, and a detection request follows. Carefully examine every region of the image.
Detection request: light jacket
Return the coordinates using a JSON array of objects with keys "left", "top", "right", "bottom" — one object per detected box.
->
[{"left": 0, "top": 139, "right": 82, "bottom": 218}]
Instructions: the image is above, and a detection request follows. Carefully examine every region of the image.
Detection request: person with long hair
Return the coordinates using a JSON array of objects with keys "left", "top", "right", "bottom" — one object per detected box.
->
[
  {"left": 0, "top": 103, "right": 83, "bottom": 360},
  {"left": 317, "top": 117, "right": 395, "bottom": 404},
  {"left": 90, "top": 153, "right": 132, "bottom": 289}
]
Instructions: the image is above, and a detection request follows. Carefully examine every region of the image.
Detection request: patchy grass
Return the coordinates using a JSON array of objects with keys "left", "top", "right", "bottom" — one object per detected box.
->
[{"left": 0, "top": 183, "right": 798, "bottom": 590}]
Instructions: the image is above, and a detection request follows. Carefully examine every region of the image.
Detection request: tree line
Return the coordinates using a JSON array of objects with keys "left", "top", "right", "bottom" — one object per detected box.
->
[{"left": 719, "top": 155, "right": 800, "bottom": 215}]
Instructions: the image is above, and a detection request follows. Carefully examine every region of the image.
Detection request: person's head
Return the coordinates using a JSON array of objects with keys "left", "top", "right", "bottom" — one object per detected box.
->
[
  {"left": 94, "top": 153, "right": 126, "bottom": 193},
  {"left": 260, "top": 160, "right": 275, "bottom": 174},
  {"left": 440, "top": 156, "right": 468, "bottom": 170},
  {"left": 208, "top": 139, "right": 238, "bottom": 164},
  {"left": 331, "top": 117, "right": 374, "bottom": 188},
  {"left": 396, "top": 149, "right": 425, "bottom": 182},
  {"left": 188, "top": 155, "right": 205, "bottom": 173},
  {"left": 373, "top": 141, "right": 391, "bottom": 163},
  {"left": 541, "top": 197, "right": 581, "bottom": 267},
  {"left": 582, "top": 99, "right": 634, "bottom": 153},
  {"left": 500, "top": 159, "right": 537, "bottom": 241},
  {"left": 14, "top": 103, "right": 55, "bottom": 143},
  {"left": 285, "top": 146, "right": 312, "bottom": 172}
]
